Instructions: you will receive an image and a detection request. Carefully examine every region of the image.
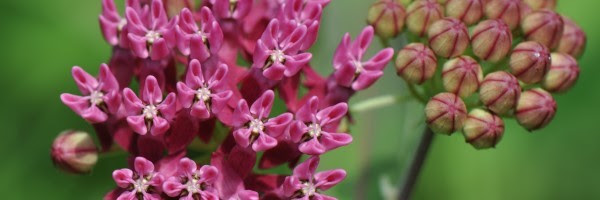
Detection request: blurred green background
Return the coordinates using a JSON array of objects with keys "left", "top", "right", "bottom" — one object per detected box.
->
[{"left": 0, "top": 0, "right": 598, "bottom": 199}]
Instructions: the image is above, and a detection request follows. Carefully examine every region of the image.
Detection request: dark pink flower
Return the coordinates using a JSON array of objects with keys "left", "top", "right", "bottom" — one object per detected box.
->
[
  {"left": 99, "top": 0, "right": 129, "bottom": 47},
  {"left": 112, "top": 157, "right": 165, "bottom": 200},
  {"left": 163, "top": 157, "right": 220, "bottom": 199},
  {"left": 176, "top": 7, "right": 224, "bottom": 62},
  {"left": 252, "top": 19, "right": 312, "bottom": 81},
  {"left": 288, "top": 96, "right": 352, "bottom": 155},
  {"left": 61, "top": 64, "right": 120, "bottom": 123},
  {"left": 211, "top": 0, "right": 252, "bottom": 20},
  {"left": 278, "top": 0, "right": 327, "bottom": 50},
  {"left": 126, "top": 0, "right": 178, "bottom": 60},
  {"left": 281, "top": 156, "right": 346, "bottom": 199},
  {"left": 333, "top": 26, "right": 394, "bottom": 90},
  {"left": 177, "top": 59, "right": 233, "bottom": 120},
  {"left": 123, "top": 75, "right": 177, "bottom": 135},
  {"left": 232, "top": 90, "right": 294, "bottom": 151}
]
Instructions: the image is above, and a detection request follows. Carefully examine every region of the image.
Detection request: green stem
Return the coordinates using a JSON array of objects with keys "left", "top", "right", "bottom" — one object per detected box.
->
[
  {"left": 407, "top": 83, "right": 428, "bottom": 104},
  {"left": 351, "top": 95, "right": 408, "bottom": 113},
  {"left": 380, "top": 37, "right": 391, "bottom": 47}
]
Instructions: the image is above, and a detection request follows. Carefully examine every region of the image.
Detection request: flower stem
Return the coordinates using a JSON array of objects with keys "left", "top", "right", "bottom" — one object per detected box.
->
[
  {"left": 351, "top": 95, "right": 407, "bottom": 113},
  {"left": 407, "top": 83, "right": 427, "bottom": 104},
  {"left": 398, "top": 127, "right": 434, "bottom": 200}
]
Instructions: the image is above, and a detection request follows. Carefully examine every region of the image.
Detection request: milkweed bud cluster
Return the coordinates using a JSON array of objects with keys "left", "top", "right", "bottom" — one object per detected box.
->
[{"left": 368, "top": 0, "right": 586, "bottom": 149}]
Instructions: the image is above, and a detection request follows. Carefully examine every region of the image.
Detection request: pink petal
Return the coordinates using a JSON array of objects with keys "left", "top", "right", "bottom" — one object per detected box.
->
[
  {"left": 176, "top": 82, "right": 195, "bottom": 108},
  {"left": 260, "top": 20, "right": 279, "bottom": 48},
  {"left": 191, "top": 101, "right": 211, "bottom": 119},
  {"left": 99, "top": 63, "right": 120, "bottom": 92},
  {"left": 71, "top": 66, "right": 98, "bottom": 95},
  {"left": 233, "top": 0, "right": 252, "bottom": 19},
  {"left": 293, "top": 156, "right": 320, "bottom": 180},
  {"left": 190, "top": 34, "right": 211, "bottom": 61},
  {"left": 142, "top": 76, "right": 163, "bottom": 104},
  {"left": 185, "top": 59, "right": 205, "bottom": 88},
  {"left": 80, "top": 105, "right": 109, "bottom": 123},
  {"left": 199, "top": 165, "right": 219, "bottom": 183},
  {"left": 112, "top": 169, "right": 134, "bottom": 188},
  {"left": 208, "top": 63, "right": 228, "bottom": 87},
  {"left": 316, "top": 103, "right": 347, "bottom": 126},
  {"left": 363, "top": 48, "right": 394, "bottom": 71},
  {"left": 288, "top": 121, "right": 308, "bottom": 142},
  {"left": 116, "top": 191, "right": 136, "bottom": 200},
  {"left": 283, "top": 52, "right": 312, "bottom": 77},
  {"left": 150, "top": 0, "right": 167, "bottom": 30},
  {"left": 232, "top": 100, "right": 252, "bottom": 127},
  {"left": 178, "top": 157, "right": 197, "bottom": 175},
  {"left": 134, "top": 157, "right": 155, "bottom": 175},
  {"left": 263, "top": 61, "right": 287, "bottom": 80},
  {"left": 208, "top": 21, "right": 224, "bottom": 53},
  {"left": 127, "top": 33, "right": 149, "bottom": 58},
  {"left": 333, "top": 33, "right": 351, "bottom": 69},
  {"left": 320, "top": 132, "right": 353, "bottom": 151},
  {"left": 296, "top": 96, "right": 319, "bottom": 122},
  {"left": 233, "top": 128, "right": 252, "bottom": 148},
  {"left": 283, "top": 24, "right": 308, "bottom": 53},
  {"left": 352, "top": 26, "right": 374, "bottom": 58},
  {"left": 104, "top": 90, "right": 122, "bottom": 114},
  {"left": 162, "top": 177, "right": 184, "bottom": 197},
  {"left": 211, "top": 90, "right": 233, "bottom": 114},
  {"left": 125, "top": 7, "right": 146, "bottom": 35},
  {"left": 314, "top": 169, "right": 346, "bottom": 191},
  {"left": 282, "top": 176, "right": 303, "bottom": 197},
  {"left": 299, "top": 138, "right": 327, "bottom": 155},
  {"left": 333, "top": 61, "right": 356, "bottom": 87},
  {"left": 99, "top": 15, "right": 119, "bottom": 46},
  {"left": 265, "top": 113, "right": 293, "bottom": 138},
  {"left": 157, "top": 92, "right": 177, "bottom": 120},
  {"left": 236, "top": 190, "right": 259, "bottom": 200},
  {"left": 126, "top": 115, "right": 148, "bottom": 135},
  {"left": 250, "top": 90, "right": 275, "bottom": 119},
  {"left": 150, "top": 116, "right": 170, "bottom": 136},
  {"left": 150, "top": 38, "right": 170, "bottom": 60},
  {"left": 352, "top": 69, "right": 384, "bottom": 91},
  {"left": 252, "top": 133, "right": 278, "bottom": 151},
  {"left": 122, "top": 88, "right": 144, "bottom": 115},
  {"left": 251, "top": 40, "right": 270, "bottom": 70},
  {"left": 60, "top": 93, "right": 90, "bottom": 116}
]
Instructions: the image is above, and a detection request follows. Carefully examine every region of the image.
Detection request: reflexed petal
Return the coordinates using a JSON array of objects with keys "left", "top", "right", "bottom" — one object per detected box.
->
[
  {"left": 142, "top": 76, "right": 163, "bottom": 104},
  {"left": 178, "top": 157, "right": 197, "bottom": 175},
  {"left": 122, "top": 88, "right": 144, "bottom": 115},
  {"left": 314, "top": 169, "right": 346, "bottom": 191},
  {"left": 80, "top": 105, "right": 109, "bottom": 123},
  {"left": 293, "top": 156, "right": 320, "bottom": 180},
  {"left": 263, "top": 62, "right": 287, "bottom": 80},
  {"left": 98, "top": 64, "right": 120, "bottom": 92},
  {"left": 333, "top": 61, "right": 356, "bottom": 87},
  {"left": 162, "top": 177, "right": 184, "bottom": 197},
  {"left": 283, "top": 53, "right": 312, "bottom": 77},
  {"left": 288, "top": 121, "right": 308, "bottom": 142},
  {"left": 126, "top": 115, "right": 147, "bottom": 135},
  {"left": 352, "top": 69, "right": 384, "bottom": 91},
  {"left": 363, "top": 48, "right": 394, "bottom": 71},
  {"left": 116, "top": 191, "right": 136, "bottom": 200},
  {"left": 265, "top": 113, "right": 293, "bottom": 138},
  {"left": 150, "top": 116, "right": 170, "bottom": 136},
  {"left": 71, "top": 66, "right": 98, "bottom": 95},
  {"left": 296, "top": 96, "right": 319, "bottom": 122},
  {"left": 176, "top": 82, "right": 195, "bottom": 108},
  {"left": 250, "top": 90, "right": 275, "bottom": 119},
  {"left": 127, "top": 33, "right": 149, "bottom": 58},
  {"left": 233, "top": 128, "right": 252, "bottom": 148},
  {"left": 157, "top": 92, "right": 177, "bottom": 120},
  {"left": 316, "top": 103, "right": 347, "bottom": 126},
  {"left": 60, "top": 93, "right": 90, "bottom": 116},
  {"left": 134, "top": 156, "right": 155, "bottom": 175},
  {"left": 190, "top": 101, "right": 211, "bottom": 119},
  {"left": 185, "top": 59, "right": 205, "bottom": 88},
  {"left": 112, "top": 168, "right": 133, "bottom": 188},
  {"left": 190, "top": 34, "right": 211, "bottom": 61},
  {"left": 299, "top": 138, "right": 326, "bottom": 155},
  {"left": 320, "top": 132, "right": 353, "bottom": 151},
  {"left": 199, "top": 165, "right": 219, "bottom": 183},
  {"left": 232, "top": 100, "right": 252, "bottom": 127},
  {"left": 150, "top": 38, "right": 170, "bottom": 60},
  {"left": 252, "top": 133, "right": 278, "bottom": 151}
]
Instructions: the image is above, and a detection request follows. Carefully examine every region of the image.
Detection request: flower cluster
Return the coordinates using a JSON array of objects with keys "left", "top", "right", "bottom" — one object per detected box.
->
[
  {"left": 369, "top": 0, "right": 585, "bottom": 149},
  {"left": 54, "top": 0, "right": 395, "bottom": 199}
]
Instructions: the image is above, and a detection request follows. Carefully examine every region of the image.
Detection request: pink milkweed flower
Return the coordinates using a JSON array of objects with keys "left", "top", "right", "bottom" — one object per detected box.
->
[
  {"left": 281, "top": 156, "right": 346, "bottom": 199},
  {"left": 176, "top": 7, "right": 224, "bottom": 62},
  {"left": 123, "top": 75, "right": 177, "bottom": 135},
  {"left": 288, "top": 96, "right": 352, "bottom": 155},
  {"left": 112, "top": 157, "right": 165, "bottom": 200},
  {"left": 61, "top": 64, "right": 121, "bottom": 123},
  {"left": 333, "top": 26, "right": 394, "bottom": 91},
  {"left": 126, "top": 0, "right": 178, "bottom": 60},
  {"left": 252, "top": 19, "right": 312, "bottom": 80},
  {"left": 99, "top": 0, "right": 129, "bottom": 47},
  {"left": 163, "top": 158, "right": 220, "bottom": 199},
  {"left": 211, "top": 0, "right": 252, "bottom": 20},
  {"left": 232, "top": 90, "right": 294, "bottom": 152},
  {"left": 277, "top": 0, "right": 326, "bottom": 50},
  {"left": 177, "top": 59, "right": 233, "bottom": 120}
]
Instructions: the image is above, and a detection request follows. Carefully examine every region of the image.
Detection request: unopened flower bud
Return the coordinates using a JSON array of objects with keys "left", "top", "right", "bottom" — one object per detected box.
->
[
  {"left": 523, "top": 0, "right": 556, "bottom": 10},
  {"left": 425, "top": 92, "right": 467, "bottom": 134},
  {"left": 427, "top": 18, "right": 469, "bottom": 58},
  {"left": 367, "top": 0, "right": 407, "bottom": 39},
  {"left": 485, "top": 0, "right": 531, "bottom": 30},
  {"left": 51, "top": 130, "right": 98, "bottom": 174},
  {"left": 395, "top": 43, "right": 438, "bottom": 84},
  {"left": 406, "top": 0, "right": 444, "bottom": 36},
  {"left": 442, "top": 56, "right": 483, "bottom": 98},
  {"left": 445, "top": 0, "right": 483, "bottom": 25},
  {"left": 510, "top": 41, "right": 551, "bottom": 84},
  {"left": 479, "top": 71, "right": 521, "bottom": 115},
  {"left": 521, "top": 9, "right": 564, "bottom": 49},
  {"left": 471, "top": 19, "right": 513, "bottom": 62},
  {"left": 515, "top": 88, "right": 557, "bottom": 131},
  {"left": 463, "top": 109, "right": 504, "bottom": 149},
  {"left": 543, "top": 53, "right": 580, "bottom": 93},
  {"left": 557, "top": 16, "right": 587, "bottom": 58}
]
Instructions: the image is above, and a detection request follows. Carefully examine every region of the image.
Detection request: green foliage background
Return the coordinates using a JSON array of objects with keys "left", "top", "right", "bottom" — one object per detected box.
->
[{"left": 0, "top": 0, "right": 598, "bottom": 199}]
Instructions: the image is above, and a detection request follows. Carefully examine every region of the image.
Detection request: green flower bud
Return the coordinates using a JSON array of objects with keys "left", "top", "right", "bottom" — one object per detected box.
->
[
  {"left": 463, "top": 109, "right": 505, "bottom": 149},
  {"left": 368, "top": 0, "right": 407, "bottom": 39},
  {"left": 471, "top": 19, "right": 513, "bottom": 62},
  {"left": 515, "top": 88, "right": 557, "bottom": 131},
  {"left": 445, "top": 0, "right": 484, "bottom": 25},
  {"left": 406, "top": 0, "right": 444, "bottom": 36},
  {"left": 427, "top": 17, "right": 469, "bottom": 58},
  {"left": 510, "top": 41, "right": 551, "bottom": 84},
  {"left": 442, "top": 56, "right": 483, "bottom": 98},
  {"left": 479, "top": 71, "right": 521, "bottom": 115},
  {"left": 557, "top": 16, "right": 587, "bottom": 58},
  {"left": 395, "top": 43, "right": 438, "bottom": 84},
  {"left": 521, "top": 9, "right": 564, "bottom": 49},
  {"left": 425, "top": 92, "right": 468, "bottom": 135},
  {"left": 543, "top": 53, "right": 580, "bottom": 93},
  {"left": 51, "top": 130, "right": 98, "bottom": 174}
]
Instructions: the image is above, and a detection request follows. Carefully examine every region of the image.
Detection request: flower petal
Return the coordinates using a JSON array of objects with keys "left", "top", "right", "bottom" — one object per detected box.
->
[
  {"left": 126, "top": 115, "right": 147, "bottom": 135},
  {"left": 250, "top": 90, "right": 275, "bottom": 119},
  {"left": 142, "top": 75, "right": 163, "bottom": 104},
  {"left": 314, "top": 169, "right": 346, "bottom": 191},
  {"left": 112, "top": 168, "right": 134, "bottom": 188},
  {"left": 252, "top": 133, "right": 278, "bottom": 151},
  {"left": 293, "top": 156, "right": 320, "bottom": 180}
]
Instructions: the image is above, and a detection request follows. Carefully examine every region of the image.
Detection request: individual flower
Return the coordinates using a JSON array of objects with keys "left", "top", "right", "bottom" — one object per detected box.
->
[
  {"left": 445, "top": 0, "right": 483, "bottom": 25},
  {"left": 281, "top": 156, "right": 346, "bottom": 199},
  {"left": 543, "top": 53, "right": 580, "bottom": 93},
  {"left": 484, "top": 0, "right": 531, "bottom": 30},
  {"left": 524, "top": 0, "right": 556, "bottom": 10},
  {"left": 252, "top": 19, "right": 312, "bottom": 81},
  {"left": 278, "top": 0, "right": 326, "bottom": 50},
  {"left": 427, "top": 17, "right": 469, "bottom": 58},
  {"left": 211, "top": 0, "right": 252, "bottom": 20},
  {"left": 395, "top": 43, "right": 438, "bottom": 84},
  {"left": 425, "top": 92, "right": 467, "bottom": 134},
  {"left": 515, "top": 88, "right": 557, "bottom": 131},
  {"left": 557, "top": 16, "right": 587, "bottom": 58},
  {"left": 177, "top": 59, "right": 233, "bottom": 119},
  {"left": 367, "top": 0, "right": 407, "bottom": 39},
  {"left": 479, "top": 71, "right": 521, "bottom": 115},
  {"left": 470, "top": 19, "right": 513, "bottom": 62},
  {"left": 99, "top": 0, "right": 129, "bottom": 47},
  {"left": 60, "top": 64, "right": 120, "bottom": 123},
  {"left": 333, "top": 26, "right": 394, "bottom": 90},
  {"left": 51, "top": 130, "right": 98, "bottom": 174},
  {"left": 126, "top": 0, "right": 178, "bottom": 60},
  {"left": 510, "top": 41, "right": 551, "bottom": 84},
  {"left": 441, "top": 56, "right": 483, "bottom": 98},
  {"left": 232, "top": 90, "right": 293, "bottom": 152},
  {"left": 405, "top": 0, "right": 444, "bottom": 36},
  {"left": 288, "top": 96, "right": 353, "bottom": 155},
  {"left": 163, "top": 158, "right": 220, "bottom": 199},
  {"left": 176, "top": 7, "right": 224, "bottom": 62},
  {"left": 462, "top": 109, "right": 505, "bottom": 149},
  {"left": 521, "top": 9, "right": 564, "bottom": 49},
  {"left": 112, "top": 157, "right": 165, "bottom": 200},
  {"left": 123, "top": 75, "right": 177, "bottom": 135}
]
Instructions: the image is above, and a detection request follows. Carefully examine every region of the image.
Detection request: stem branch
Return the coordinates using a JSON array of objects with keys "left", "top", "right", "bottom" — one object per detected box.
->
[{"left": 398, "top": 128, "right": 434, "bottom": 200}]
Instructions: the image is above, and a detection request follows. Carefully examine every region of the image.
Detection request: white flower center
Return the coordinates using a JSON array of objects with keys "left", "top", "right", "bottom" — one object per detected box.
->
[
  {"left": 90, "top": 90, "right": 104, "bottom": 105},
  {"left": 143, "top": 104, "right": 158, "bottom": 120},
  {"left": 353, "top": 60, "right": 364, "bottom": 74},
  {"left": 249, "top": 118, "right": 265, "bottom": 134},
  {"left": 134, "top": 177, "right": 150, "bottom": 193},
  {"left": 307, "top": 123, "right": 321, "bottom": 138},
  {"left": 196, "top": 87, "right": 212, "bottom": 102},
  {"left": 146, "top": 31, "right": 161, "bottom": 44},
  {"left": 301, "top": 181, "right": 317, "bottom": 197},
  {"left": 185, "top": 178, "right": 201, "bottom": 194},
  {"left": 118, "top": 18, "right": 127, "bottom": 32},
  {"left": 270, "top": 50, "right": 286, "bottom": 63},
  {"left": 197, "top": 31, "right": 208, "bottom": 44}
]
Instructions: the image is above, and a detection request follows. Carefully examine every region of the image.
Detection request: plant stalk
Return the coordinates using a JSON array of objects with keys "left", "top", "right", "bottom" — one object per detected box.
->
[{"left": 398, "top": 128, "right": 434, "bottom": 200}]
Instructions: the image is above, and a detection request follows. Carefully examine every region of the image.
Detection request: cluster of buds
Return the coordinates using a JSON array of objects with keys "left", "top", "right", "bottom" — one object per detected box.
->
[
  {"left": 54, "top": 0, "right": 396, "bottom": 199},
  {"left": 369, "top": 0, "right": 585, "bottom": 149}
]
